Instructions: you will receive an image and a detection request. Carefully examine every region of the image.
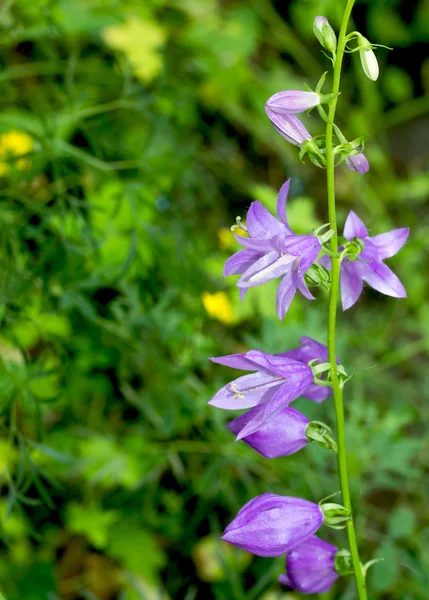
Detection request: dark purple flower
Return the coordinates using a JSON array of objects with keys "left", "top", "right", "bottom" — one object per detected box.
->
[
  {"left": 321, "top": 211, "right": 409, "bottom": 310},
  {"left": 265, "top": 109, "right": 312, "bottom": 146},
  {"left": 279, "top": 535, "right": 340, "bottom": 594},
  {"left": 227, "top": 405, "right": 310, "bottom": 458},
  {"left": 222, "top": 494, "right": 324, "bottom": 557},
  {"left": 209, "top": 350, "right": 313, "bottom": 439},
  {"left": 224, "top": 180, "right": 321, "bottom": 319},
  {"left": 345, "top": 152, "right": 369, "bottom": 174},
  {"left": 266, "top": 91, "right": 321, "bottom": 115}
]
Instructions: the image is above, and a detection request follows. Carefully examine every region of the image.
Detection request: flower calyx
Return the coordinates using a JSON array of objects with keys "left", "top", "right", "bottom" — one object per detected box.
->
[
  {"left": 306, "top": 420, "right": 337, "bottom": 452},
  {"left": 309, "top": 359, "right": 350, "bottom": 389},
  {"left": 334, "top": 549, "right": 354, "bottom": 576},
  {"left": 339, "top": 236, "right": 364, "bottom": 262},
  {"left": 321, "top": 502, "right": 351, "bottom": 529},
  {"left": 304, "top": 263, "right": 331, "bottom": 290},
  {"left": 299, "top": 137, "right": 326, "bottom": 168},
  {"left": 313, "top": 16, "right": 337, "bottom": 61}
]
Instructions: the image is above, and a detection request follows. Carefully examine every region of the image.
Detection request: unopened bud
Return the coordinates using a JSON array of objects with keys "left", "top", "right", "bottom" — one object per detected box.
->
[
  {"left": 313, "top": 16, "right": 337, "bottom": 55},
  {"left": 358, "top": 36, "right": 379, "bottom": 81}
]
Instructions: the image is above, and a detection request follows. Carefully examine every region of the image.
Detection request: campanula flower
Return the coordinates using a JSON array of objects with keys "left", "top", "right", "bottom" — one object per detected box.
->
[
  {"left": 224, "top": 180, "right": 321, "bottom": 319},
  {"left": 222, "top": 494, "right": 324, "bottom": 557},
  {"left": 279, "top": 536, "right": 340, "bottom": 594},
  {"left": 265, "top": 109, "right": 312, "bottom": 146},
  {"left": 345, "top": 152, "right": 370, "bottom": 174},
  {"left": 209, "top": 351, "right": 313, "bottom": 439},
  {"left": 266, "top": 91, "right": 321, "bottom": 115},
  {"left": 358, "top": 36, "right": 379, "bottom": 81},
  {"left": 227, "top": 405, "right": 310, "bottom": 458},
  {"left": 320, "top": 211, "right": 409, "bottom": 310}
]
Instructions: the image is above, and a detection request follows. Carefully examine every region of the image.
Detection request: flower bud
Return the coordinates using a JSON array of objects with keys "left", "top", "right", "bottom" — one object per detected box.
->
[
  {"left": 358, "top": 37, "right": 379, "bottom": 81},
  {"left": 265, "top": 108, "right": 312, "bottom": 146},
  {"left": 227, "top": 405, "right": 310, "bottom": 458},
  {"left": 222, "top": 493, "right": 324, "bottom": 557},
  {"left": 345, "top": 152, "right": 369, "bottom": 174},
  {"left": 279, "top": 536, "right": 341, "bottom": 594},
  {"left": 266, "top": 91, "right": 321, "bottom": 115},
  {"left": 313, "top": 16, "right": 337, "bottom": 55}
]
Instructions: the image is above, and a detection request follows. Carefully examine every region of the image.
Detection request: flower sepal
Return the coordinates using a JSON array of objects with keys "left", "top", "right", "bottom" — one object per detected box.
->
[
  {"left": 339, "top": 237, "right": 365, "bottom": 262},
  {"left": 304, "top": 263, "right": 331, "bottom": 290},
  {"left": 321, "top": 502, "right": 351, "bottom": 529},
  {"left": 335, "top": 549, "right": 354, "bottom": 576},
  {"left": 306, "top": 420, "right": 337, "bottom": 452},
  {"left": 313, "top": 16, "right": 337, "bottom": 58},
  {"left": 299, "top": 138, "right": 326, "bottom": 168}
]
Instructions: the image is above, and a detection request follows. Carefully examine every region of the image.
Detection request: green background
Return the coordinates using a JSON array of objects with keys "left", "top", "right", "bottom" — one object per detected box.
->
[{"left": 0, "top": 0, "right": 428, "bottom": 598}]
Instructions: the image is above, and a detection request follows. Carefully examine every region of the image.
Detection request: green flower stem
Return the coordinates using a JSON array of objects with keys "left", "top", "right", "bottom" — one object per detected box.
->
[{"left": 325, "top": 1, "right": 367, "bottom": 598}]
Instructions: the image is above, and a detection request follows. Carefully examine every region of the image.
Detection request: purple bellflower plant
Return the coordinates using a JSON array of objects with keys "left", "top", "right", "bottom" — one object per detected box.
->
[
  {"left": 224, "top": 179, "right": 321, "bottom": 319},
  {"left": 320, "top": 211, "right": 409, "bottom": 310},
  {"left": 222, "top": 493, "right": 324, "bottom": 557},
  {"left": 279, "top": 536, "right": 340, "bottom": 594},
  {"left": 208, "top": 5, "right": 409, "bottom": 597}
]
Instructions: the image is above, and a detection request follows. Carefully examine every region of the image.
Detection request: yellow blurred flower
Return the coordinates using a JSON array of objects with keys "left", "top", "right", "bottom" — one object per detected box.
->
[
  {"left": 202, "top": 291, "right": 233, "bottom": 324},
  {"left": 0, "top": 131, "right": 33, "bottom": 176},
  {"left": 103, "top": 16, "right": 166, "bottom": 82},
  {"left": 217, "top": 224, "right": 247, "bottom": 250}
]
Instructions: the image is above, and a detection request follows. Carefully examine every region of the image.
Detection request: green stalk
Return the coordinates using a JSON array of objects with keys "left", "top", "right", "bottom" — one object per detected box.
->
[{"left": 325, "top": 1, "right": 367, "bottom": 598}]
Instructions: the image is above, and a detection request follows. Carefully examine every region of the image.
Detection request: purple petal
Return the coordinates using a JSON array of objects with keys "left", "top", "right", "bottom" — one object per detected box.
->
[
  {"left": 276, "top": 273, "right": 298, "bottom": 320},
  {"left": 265, "top": 109, "right": 312, "bottom": 146},
  {"left": 276, "top": 179, "right": 292, "bottom": 230},
  {"left": 341, "top": 260, "right": 363, "bottom": 310},
  {"left": 262, "top": 367, "right": 313, "bottom": 421},
  {"left": 210, "top": 354, "right": 259, "bottom": 371},
  {"left": 247, "top": 352, "right": 311, "bottom": 380},
  {"left": 357, "top": 260, "right": 406, "bottom": 298},
  {"left": 208, "top": 371, "right": 283, "bottom": 410},
  {"left": 318, "top": 255, "right": 331, "bottom": 269},
  {"left": 369, "top": 228, "right": 409, "bottom": 260},
  {"left": 345, "top": 152, "right": 370, "bottom": 174},
  {"left": 227, "top": 405, "right": 309, "bottom": 458},
  {"left": 233, "top": 234, "right": 273, "bottom": 252},
  {"left": 278, "top": 574, "right": 293, "bottom": 587},
  {"left": 266, "top": 91, "right": 321, "bottom": 115},
  {"left": 303, "top": 382, "right": 332, "bottom": 403},
  {"left": 224, "top": 249, "right": 264, "bottom": 276},
  {"left": 239, "top": 287, "right": 247, "bottom": 301},
  {"left": 238, "top": 251, "right": 295, "bottom": 288},
  {"left": 297, "top": 276, "right": 315, "bottom": 300},
  {"left": 246, "top": 202, "right": 285, "bottom": 239},
  {"left": 344, "top": 210, "right": 368, "bottom": 240}
]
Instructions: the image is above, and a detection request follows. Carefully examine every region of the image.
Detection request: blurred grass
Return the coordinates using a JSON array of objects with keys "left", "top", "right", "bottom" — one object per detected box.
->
[{"left": 0, "top": 0, "right": 428, "bottom": 599}]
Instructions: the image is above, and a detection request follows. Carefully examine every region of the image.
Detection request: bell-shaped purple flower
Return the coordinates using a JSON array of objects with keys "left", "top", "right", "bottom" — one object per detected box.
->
[
  {"left": 222, "top": 494, "right": 324, "bottom": 557},
  {"left": 265, "top": 109, "right": 312, "bottom": 146},
  {"left": 227, "top": 405, "right": 310, "bottom": 458},
  {"left": 266, "top": 91, "right": 321, "bottom": 115},
  {"left": 345, "top": 152, "right": 369, "bottom": 174},
  {"left": 279, "top": 536, "right": 340, "bottom": 594},
  {"left": 224, "top": 180, "right": 321, "bottom": 319},
  {"left": 209, "top": 350, "right": 313, "bottom": 439},
  {"left": 321, "top": 211, "right": 409, "bottom": 310}
]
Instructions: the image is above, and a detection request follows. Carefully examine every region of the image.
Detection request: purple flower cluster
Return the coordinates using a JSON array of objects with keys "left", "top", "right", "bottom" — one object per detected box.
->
[{"left": 208, "top": 18, "right": 409, "bottom": 593}]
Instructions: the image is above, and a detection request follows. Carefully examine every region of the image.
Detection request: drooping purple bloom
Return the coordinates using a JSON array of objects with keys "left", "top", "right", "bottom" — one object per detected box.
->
[
  {"left": 224, "top": 180, "right": 321, "bottom": 319},
  {"left": 266, "top": 91, "right": 321, "bottom": 115},
  {"left": 227, "top": 405, "right": 309, "bottom": 458},
  {"left": 265, "top": 109, "right": 312, "bottom": 146},
  {"left": 279, "top": 536, "right": 340, "bottom": 594},
  {"left": 209, "top": 350, "right": 313, "bottom": 439},
  {"left": 321, "top": 211, "right": 409, "bottom": 310},
  {"left": 222, "top": 494, "right": 324, "bottom": 557},
  {"left": 345, "top": 152, "right": 369, "bottom": 174}
]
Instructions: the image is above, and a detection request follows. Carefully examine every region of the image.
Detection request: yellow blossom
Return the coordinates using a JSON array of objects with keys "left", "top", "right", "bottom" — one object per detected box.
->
[
  {"left": 217, "top": 224, "right": 247, "bottom": 250},
  {"left": 0, "top": 131, "right": 33, "bottom": 176},
  {"left": 202, "top": 291, "right": 233, "bottom": 324}
]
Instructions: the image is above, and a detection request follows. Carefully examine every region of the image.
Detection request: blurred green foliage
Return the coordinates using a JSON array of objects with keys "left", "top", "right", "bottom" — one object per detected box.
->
[{"left": 0, "top": 0, "right": 428, "bottom": 598}]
